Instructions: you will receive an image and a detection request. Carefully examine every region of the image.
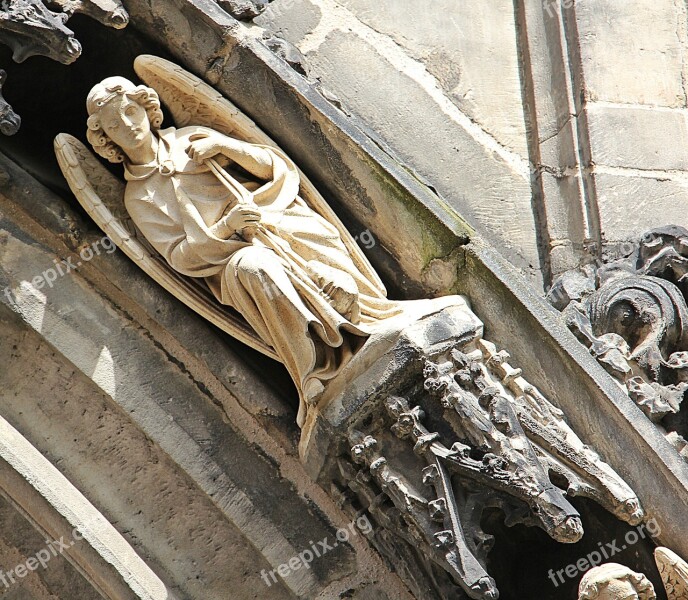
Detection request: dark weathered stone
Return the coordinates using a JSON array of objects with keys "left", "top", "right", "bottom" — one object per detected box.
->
[
  {"left": 216, "top": 0, "right": 268, "bottom": 20},
  {"left": 550, "top": 226, "right": 688, "bottom": 449},
  {"left": 302, "top": 303, "right": 643, "bottom": 600},
  {"left": 0, "top": 0, "right": 81, "bottom": 64},
  {"left": 47, "top": 0, "right": 129, "bottom": 29},
  {"left": 0, "top": 70, "right": 20, "bottom": 136},
  {"left": 262, "top": 32, "right": 308, "bottom": 76}
]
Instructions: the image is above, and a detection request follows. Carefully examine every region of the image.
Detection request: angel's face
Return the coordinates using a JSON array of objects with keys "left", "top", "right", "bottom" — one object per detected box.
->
[{"left": 99, "top": 94, "right": 151, "bottom": 153}]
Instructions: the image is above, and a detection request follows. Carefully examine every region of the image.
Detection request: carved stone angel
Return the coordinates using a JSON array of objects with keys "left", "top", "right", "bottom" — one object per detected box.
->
[
  {"left": 61, "top": 56, "right": 459, "bottom": 426},
  {"left": 55, "top": 56, "right": 648, "bottom": 600}
]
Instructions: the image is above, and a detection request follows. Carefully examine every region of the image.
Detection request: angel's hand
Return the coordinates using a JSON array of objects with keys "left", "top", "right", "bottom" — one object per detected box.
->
[
  {"left": 186, "top": 135, "right": 226, "bottom": 163},
  {"left": 228, "top": 205, "right": 261, "bottom": 231},
  {"left": 213, "top": 205, "right": 261, "bottom": 237}
]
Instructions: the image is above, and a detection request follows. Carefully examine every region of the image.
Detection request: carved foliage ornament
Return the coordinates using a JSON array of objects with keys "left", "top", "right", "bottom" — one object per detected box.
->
[{"left": 549, "top": 226, "right": 688, "bottom": 460}]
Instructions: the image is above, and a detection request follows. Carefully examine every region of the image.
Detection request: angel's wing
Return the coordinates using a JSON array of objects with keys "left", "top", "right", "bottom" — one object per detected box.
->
[
  {"left": 655, "top": 547, "right": 688, "bottom": 599},
  {"left": 133, "top": 54, "right": 387, "bottom": 296},
  {"left": 54, "top": 133, "right": 280, "bottom": 361}
]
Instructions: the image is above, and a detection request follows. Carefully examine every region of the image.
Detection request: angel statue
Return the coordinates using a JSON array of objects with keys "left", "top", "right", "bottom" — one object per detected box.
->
[
  {"left": 56, "top": 56, "right": 650, "bottom": 600},
  {"left": 59, "top": 56, "right": 462, "bottom": 426}
]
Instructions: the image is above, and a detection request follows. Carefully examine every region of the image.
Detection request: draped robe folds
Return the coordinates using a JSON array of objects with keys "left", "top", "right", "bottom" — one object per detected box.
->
[{"left": 123, "top": 126, "right": 403, "bottom": 425}]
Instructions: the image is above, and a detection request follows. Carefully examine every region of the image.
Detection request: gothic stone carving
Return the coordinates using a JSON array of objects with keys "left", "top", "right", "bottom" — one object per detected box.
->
[
  {"left": 216, "top": 0, "right": 269, "bottom": 20},
  {"left": 326, "top": 322, "right": 643, "bottom": 599},
  {"left": 655, "top": 547, "right": 688, "bottom": 599},
  {"left": 59, "top": 56, "right": 475, "bottom": 428},
  {"left": 0, "top": 0, "right": 81, "bottom": 64},
  {"left": 47, "top": 0, "right": 129, "bottom": 29},
  {"left": 0, "top": 0, "right": 127, "bottom": 64},
  {"left": 55, "top": 56, "right": 645, "bottom": 600},
  {"left": 549, "top": 226, "right": 688, "bottom": 459},
  {"left": 578, "top": 563, "right": 656, "bottom": 599},
  {"left": 0, "top": 70, "right": 20, "bottom": 135},
  {"left": 578, "top": 547, "right": 688, "bottom": 600}
]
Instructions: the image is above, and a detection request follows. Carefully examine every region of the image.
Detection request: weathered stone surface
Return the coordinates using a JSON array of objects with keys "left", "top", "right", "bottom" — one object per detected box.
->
[
  {"left": 92, "top": 1, "right": 688, "bottom": 571},
  {"left": 0, "top": 405, "right": 172, "bottom": 600},
  {"left": 0, "top": 240, "right": 302, "bottom": 600},
  {"left": 302, "top": 295, "right": 648, "bottom": 599},
  {"left": 548, "top": 225, "right": 688, "bottom": 477},
  {"left": 0, "top": 0, "right": 81, "bottom": 64},
  {"left": 456, "top": 240, "right": 688, "bottom": 565},
  {"left": 7, "top": 2, "right": 688, "bottom": 598},
  {"left": 0, "top": 70, "right": 20, "bottom": 136},
  {"left": 328, "top": 0, "right": 529, "bottom": 157},
  {"left": 216, "top": 0, "right": 268, "bottom": 20},
  {"left": 0, "top": 495, "right": 103, "bottom": 599},
  {"left": 593, "top": 173, "right": 688, "bottom": 245},
  {"left": 49, "top": 0, "right": 129, "bottom": 28},
  {"left": 573, "top": 0, "right": 688, "bottom": 106},
  {"left": 299, "top": 26, "right": 538, "bottom": 277},
  {"left": 255, "top": 0, "right": 541, "bottom": 283},
  {"left": 587, "top": 105, "right": 688, "bottom": 171}
]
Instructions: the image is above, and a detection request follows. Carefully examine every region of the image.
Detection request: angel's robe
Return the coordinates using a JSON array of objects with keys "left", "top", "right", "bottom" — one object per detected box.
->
[{"left": 123, "top": 126, "right": 402, "bottom": 425}]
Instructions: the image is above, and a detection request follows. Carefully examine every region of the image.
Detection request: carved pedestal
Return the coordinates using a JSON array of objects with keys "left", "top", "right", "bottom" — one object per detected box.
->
[{"left": 300, "top": 301, "right": 643, "bottom": 600}]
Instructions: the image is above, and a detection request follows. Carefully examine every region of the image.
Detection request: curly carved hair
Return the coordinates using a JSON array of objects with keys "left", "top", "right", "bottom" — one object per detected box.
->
[
  {"left": 579, "top": 564, "right": 656, "bottom": 600},
  {"left": 86, "top": 77, "right": 164, "bottom": 163}
]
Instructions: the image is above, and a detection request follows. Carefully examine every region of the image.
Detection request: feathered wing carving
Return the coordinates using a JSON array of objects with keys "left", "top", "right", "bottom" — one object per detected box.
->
[
  {"left": 656, "top": 547, "right": 688, "bottom": 599},
  {"left": 53, "top": 133, "right": 280, "bottom": 361},
  {"left": 132, "top": 54, "right": 386, "bottom": 296}
]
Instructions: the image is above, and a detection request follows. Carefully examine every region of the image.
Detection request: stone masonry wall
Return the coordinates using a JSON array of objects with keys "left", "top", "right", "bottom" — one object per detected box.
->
[{"left": 256, "top": 0, "right": 688, "bottom": 289}]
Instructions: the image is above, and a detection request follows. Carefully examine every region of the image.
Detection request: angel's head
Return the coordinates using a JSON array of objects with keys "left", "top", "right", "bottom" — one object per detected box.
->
[
  {"left": 578, "top": 564, "right": 656, "bottom": 600},
  {"left": 86, "top": 77, "right": 163, "bottom": 163}
]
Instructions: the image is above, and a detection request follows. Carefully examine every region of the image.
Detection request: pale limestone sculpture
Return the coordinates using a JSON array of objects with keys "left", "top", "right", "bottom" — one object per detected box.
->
[
  {"left": 54, "top": 56, "right": 647, "bottom": 599},
  {"left": 578, "top": 563, "right": 656, "bottom": 599},
  {"left": 655, "top": 547, "right": 688, "bottom": 599},
  {"left": 578, "top": 548, "right": 688, "bottom": 600},
  {"left": 57, "top": 55, "right": 462, "bottom": 425}
]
